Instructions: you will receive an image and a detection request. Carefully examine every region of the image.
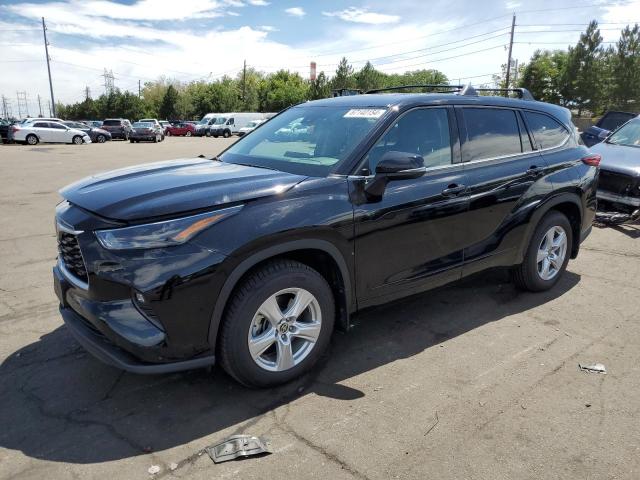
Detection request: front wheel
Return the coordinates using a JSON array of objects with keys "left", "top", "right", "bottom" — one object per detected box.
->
[
  {"left": 166, "top": 130, "right": 171, "bottom": 136},
  {"left": 512, "top": 211, "right": 572, "bottom": 292},
  {"left": 218, "top": 260, "right": 335, "bottom": 387},
  {"left": 223, "top": 129, "right": 231, "bottom": 138},
  {"left": 185, "top": 131, "right": 192, "bottom": 137},
  {"left": 72, "top": 135, "right": 83, "bottom": 145},
  {"left": 96, "top": 134, "right": 106, "bottom": 143}
]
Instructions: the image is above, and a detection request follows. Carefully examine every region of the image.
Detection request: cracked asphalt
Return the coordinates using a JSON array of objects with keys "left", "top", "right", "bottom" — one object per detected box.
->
[{"left": 1, "top": 138, "right": 639, "bottom": 479}]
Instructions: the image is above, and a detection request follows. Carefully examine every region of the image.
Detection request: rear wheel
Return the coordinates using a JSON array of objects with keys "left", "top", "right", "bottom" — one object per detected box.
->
[
  {"left": 26, "top": 134, "right": 38, "bottom": 145},
  {"left": 185, "top": 131, "right": 192, "bottom": 137},
  {"left": 130, "top": 139, "right": 135, "bottom": 143},
  {"left": 166, "top": 130, "right": 171, "bottom": 136},
  {"left": 219, "top": 260, "right": 335, "bottom": 387},
  {"left": 205, "top": 130, "right": 211, "bottom": 137},
  {"left": 72, "top": 135, "right": 83, "bottom": 145},
  {"left": 512, "top": 211, "right": 572, "bottom": 292}
]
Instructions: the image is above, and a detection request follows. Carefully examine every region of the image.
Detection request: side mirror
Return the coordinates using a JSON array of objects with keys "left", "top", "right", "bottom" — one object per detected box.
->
[{"left": 365, "top": 151, "right": 426, "bottom": 198}]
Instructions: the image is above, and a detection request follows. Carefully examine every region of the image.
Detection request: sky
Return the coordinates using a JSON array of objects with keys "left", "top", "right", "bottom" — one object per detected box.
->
[{"left": 0, "top": 0, "right": 639, "bottom": 116}]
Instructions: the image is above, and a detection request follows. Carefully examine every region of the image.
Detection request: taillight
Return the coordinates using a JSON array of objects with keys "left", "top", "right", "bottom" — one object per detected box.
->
[
  {"left": 10, "top": 126, "right": 19, "bottom": 132},
  {"left": 581, "top": 154, "right": 601, "bottom": 167}
]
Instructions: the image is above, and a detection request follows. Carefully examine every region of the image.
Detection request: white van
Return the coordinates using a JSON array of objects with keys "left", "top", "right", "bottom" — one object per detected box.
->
[
  {"left": 195, "top": 113, "right": 222, "bottom": 137},
  {"left": 210, "top": 113, "right": 267, "bottom": 138}
]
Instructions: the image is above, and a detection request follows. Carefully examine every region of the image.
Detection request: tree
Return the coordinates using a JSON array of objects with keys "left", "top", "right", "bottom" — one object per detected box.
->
[
  {"left": 159, "top": 85, "right": 179, "bottom": 119},
  {"left": 308, "top": 71, "right": 331, "bottom": 100},
  {"left": 355, "top": 62, "right": 384, "bottom": 91},
  {"left": 331, "top": 57, "right": 356, "bottom": 90},
  {"left": 611, "top": 24, "right": 640, "bottom": 110},
  {"left": 567, "top": 20, "right": 604, "bottom": 114},
  {"left": 260, "top": 70, "right": 309, "bottom": 111},
  {"left": 520, "top": 50, "right": 568, "bottom": 104}
]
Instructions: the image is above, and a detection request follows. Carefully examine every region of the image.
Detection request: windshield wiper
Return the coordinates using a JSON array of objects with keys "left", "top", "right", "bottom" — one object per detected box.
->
[{"left": 231, "top": 161, "right": 281, "bottom": 172}]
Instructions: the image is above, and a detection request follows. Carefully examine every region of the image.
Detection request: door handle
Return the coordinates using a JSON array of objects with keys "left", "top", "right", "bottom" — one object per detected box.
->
[
  {"left": 527, "top": 166, "right": 544, "bottom": 176},
  {"left": 442, "top": 184, "right": 466, "bottom": 197}
]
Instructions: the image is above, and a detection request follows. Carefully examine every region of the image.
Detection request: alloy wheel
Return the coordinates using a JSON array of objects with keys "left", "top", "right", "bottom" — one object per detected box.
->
[
  {"left": 537, "top": 225, "right": 567, "bottom": 281},
  {"left": 247, "top": 288, "right": 322, "bottom": 372}
]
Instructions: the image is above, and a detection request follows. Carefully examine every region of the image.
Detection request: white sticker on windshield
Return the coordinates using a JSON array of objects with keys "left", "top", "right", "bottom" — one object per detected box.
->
[{"left": 343, "top": 109, "right": 386, "bottom": 119}]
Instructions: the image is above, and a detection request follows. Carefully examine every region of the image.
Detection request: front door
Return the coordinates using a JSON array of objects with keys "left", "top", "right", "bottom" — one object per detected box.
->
[{"left": 351, "top": 107, "right": 470, "bottom": 308}]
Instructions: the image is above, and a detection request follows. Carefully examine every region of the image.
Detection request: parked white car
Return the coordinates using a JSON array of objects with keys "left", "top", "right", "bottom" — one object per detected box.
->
[
  {"left": 237, "top": 119, "right": 266, "bottom": 136},
  {"left": 210, "top": 113, "right": 268, "bottom": 138},
  {"left": 12, "top": 120, "right": 91, "bottom": 145}
]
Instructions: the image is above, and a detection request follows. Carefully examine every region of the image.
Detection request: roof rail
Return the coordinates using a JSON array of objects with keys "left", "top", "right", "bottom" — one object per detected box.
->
[
  {"left": 365, "top": 84, "right": 464, "bottom": 94},
  {"left": 473, "top": 88, "right": 535, "bottom": 101}
]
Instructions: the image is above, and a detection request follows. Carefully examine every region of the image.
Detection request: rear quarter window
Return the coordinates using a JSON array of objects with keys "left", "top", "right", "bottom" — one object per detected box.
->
[
  {"left": 461, "top": 108, "right": 522, "bottom": 161},
  {"left": 523, "top": 111, "right": 570, "bottom": 149}
]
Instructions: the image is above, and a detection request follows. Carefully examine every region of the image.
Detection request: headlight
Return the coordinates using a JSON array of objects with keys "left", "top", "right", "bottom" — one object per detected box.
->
[{"left": 95, "top": 205, "right": 242, "bottom": 250}]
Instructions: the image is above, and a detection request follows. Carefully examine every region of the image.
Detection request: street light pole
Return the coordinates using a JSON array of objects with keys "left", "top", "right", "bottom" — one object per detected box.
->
[{"left": 42, "top": 17, "right": 56, "bottom": 117}]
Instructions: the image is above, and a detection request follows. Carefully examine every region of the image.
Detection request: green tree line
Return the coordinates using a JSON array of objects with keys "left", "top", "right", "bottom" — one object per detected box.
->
[
  {"left": 56, "top": 62, "right": 448, "bottom": 121},
  {"left": 519, "top": 21, "right": 640, "bottom": 114}
]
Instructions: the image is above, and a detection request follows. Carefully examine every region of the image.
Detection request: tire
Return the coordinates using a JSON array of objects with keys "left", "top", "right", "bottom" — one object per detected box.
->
[
  {"left": 213, "top": 134, "right": 219, "bottom": 138},
  {"left": 205, "top": 130, "right": 211, "bottom": 137},
  {"left": 219, "top": 260, "right": 335, "bottom": 388},
  {"left": 26, "top": 134, "right": 38, "bottom": 145},
  {"left": 223, "top": 129, "right": 231, "bottom": 138},
  {"left": 72, "top": 135, "right": 83, "bottom": 145},
  {"left": 96, "top": 134, "right": 106, "bottom": 143},
  {"left": 166, "top": 130, "right": 171, "bottom": 136},
  {"left": 130, "top": 139, "right": 135, "bottom": 143},
  {"left": 186, "top": 131, "right": 192, "bottom": 137},
  {"left": 512, "top": 211, "right": 573, "bottom": 292}
]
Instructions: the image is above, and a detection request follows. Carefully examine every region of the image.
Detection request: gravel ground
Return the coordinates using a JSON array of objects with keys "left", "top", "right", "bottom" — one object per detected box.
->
[{"left": 0, "top": 137, "right": 639, "bottom": 480}]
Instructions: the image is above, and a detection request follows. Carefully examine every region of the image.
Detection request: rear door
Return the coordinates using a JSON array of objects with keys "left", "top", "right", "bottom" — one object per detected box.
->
[
  {"left": 352, "top": 106, "right": 470, "bottom": 308},
  {"left": 32, "top": 122, "right": 54, "bottom": 142},
  {"left": 457, "top": 106, "right": 553, "bottom": 276}
]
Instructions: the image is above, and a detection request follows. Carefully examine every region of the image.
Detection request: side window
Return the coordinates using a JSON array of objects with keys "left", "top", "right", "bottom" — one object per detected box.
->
[
  {"left": 523, "top": 111, "right": 570, "bottom": 149},
  {"left": 33, "top": 122, "right": 48, "bottom": 128},
  {"left": 228, "top": 118, "right": 234, "bottom": 125},
  {"left": 462, "top": 108, "right": 522, "bottom": 161},
  {"left": 517, "top": 112, "right": 534, "bottom": 152},
  {"left": 49, "top": 123, "right": 65, "bottom": 129},
  {"left": 366, "top": 108, "right": 452, "bottom": 172}
]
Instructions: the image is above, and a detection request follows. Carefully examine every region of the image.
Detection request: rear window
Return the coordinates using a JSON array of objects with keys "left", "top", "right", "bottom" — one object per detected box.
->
[
  {"left": 102, "top": 120, "right": 122, "bottom": 126},
  {"left": 599, "top": 112, "right": 636, "bottom": 132},
  {"left": 523, "top": 111, "right": 570, "bottom": 149},
  {"left": 462, "top": 108, "right": 522, "bottom": 161}
]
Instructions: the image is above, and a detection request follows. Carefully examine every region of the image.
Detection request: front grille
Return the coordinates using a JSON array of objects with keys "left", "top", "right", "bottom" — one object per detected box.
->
[
  {"left": 58, "top": 232, "right": 88, "bottom": 283},
  {"left": 599, "top": 170, "right": 640, "bottom": 197}
]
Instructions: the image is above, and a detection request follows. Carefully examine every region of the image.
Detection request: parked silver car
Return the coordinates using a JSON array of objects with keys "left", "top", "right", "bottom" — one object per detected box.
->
[{"left": 590, "top": 116, "right": 640, "bottom": 212}]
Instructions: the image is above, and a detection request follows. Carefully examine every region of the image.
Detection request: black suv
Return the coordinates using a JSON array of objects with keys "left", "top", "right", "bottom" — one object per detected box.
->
[
  {"left": 53, "top": 86, "right": 599, "bottom": 387},
  {"left": 101, "top": 118, "right": 132, "bottom": 140}
]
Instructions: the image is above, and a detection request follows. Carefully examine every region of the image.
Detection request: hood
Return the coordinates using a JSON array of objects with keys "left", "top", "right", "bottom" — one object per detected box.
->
[
  {"left": 60, "top": 158, "right": 306, "bottom": 222},
  {"left": 590, "top": 142, "right": 640, "bottom": 176}
]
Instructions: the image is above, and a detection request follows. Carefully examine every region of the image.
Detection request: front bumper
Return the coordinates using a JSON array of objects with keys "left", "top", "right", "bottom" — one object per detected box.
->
[{"left": 597, "top": 190, "right": 640, "bottom": 207}]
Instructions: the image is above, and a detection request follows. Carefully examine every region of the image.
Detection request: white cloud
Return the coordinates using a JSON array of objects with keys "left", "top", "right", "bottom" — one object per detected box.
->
[
  {"left": 259, "top": 25, "right": 279, "bottom": 32},
  {"left": 248, "top": 0, "right": 270, "bottom": 5},
  {"left": 322, "top": 7, "right": 400, "bottom": 25},
  {"left": 505, "top": 1, "right": 521, "bottom": 9},
  {"left": 285, "top": 7, "right": 306, "bottom": 17}
]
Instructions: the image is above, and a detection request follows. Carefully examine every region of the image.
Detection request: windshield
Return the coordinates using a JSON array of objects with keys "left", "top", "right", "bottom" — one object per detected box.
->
[
  {"left": 103, "top": 120, "right": 121, "bottom": 126},
  {"left": 607, "top": 118, "right": 640, "bottom": 148},
  {"left": 198, "top": 117, "right": 211, "bottom": 125},
  {"left": 133, "top": 122, "right": 154, "bottom": 128},
  {"left": 221, "top": 105, "right": 387, "bottom": 176}
]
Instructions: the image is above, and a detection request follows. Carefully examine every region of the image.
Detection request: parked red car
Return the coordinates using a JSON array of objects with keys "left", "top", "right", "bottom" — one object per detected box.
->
[{"left": 166, "top": 122, "right": 196, "bottom": 137}]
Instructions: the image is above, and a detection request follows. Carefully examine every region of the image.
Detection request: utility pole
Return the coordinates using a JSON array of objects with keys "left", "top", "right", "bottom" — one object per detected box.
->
[
  {"left": 1, "top": 96, "right": 8, "bottom": 119},
  {"left": 242, "top": 59, "right": 247, "bottom": 105},
  {"left": 84, "top": 86, "right": 91, "bottom": 100},
  {"left": 505, "top": 13, "right": 516, "bottom": 90},
  {"left": 47, "top": 100, "right": 52, "bottom": 117},
  {"left": 16, "top": 92, "right": 29, "bottom": 118},
  {"left": 138, "top": 79, "right": 141, "bottom": 98},
  {"left": 42, "top": 17, "right": 56, "bottom": 117},
  {"left": 37, "top": 94, "right": 43, "bottom": 117}
]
